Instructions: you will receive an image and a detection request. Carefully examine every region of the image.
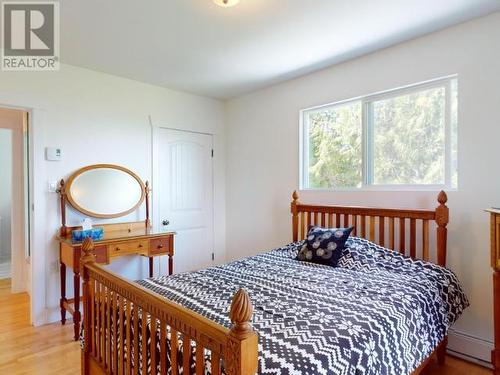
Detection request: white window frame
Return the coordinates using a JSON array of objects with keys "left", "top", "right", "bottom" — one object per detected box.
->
[{"left": 299, "top": 75, "right": 458, "bottom": 191}]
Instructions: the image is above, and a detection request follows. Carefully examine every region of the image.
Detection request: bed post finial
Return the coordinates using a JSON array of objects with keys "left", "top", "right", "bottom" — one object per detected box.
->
[
  {"left": 226, "top": 288, "right": 258, "bottom": 375},
  {"left": 229, "top": 288, "right": 254, "bottom": 340},
  {"left": 292, "top": 190, "right": 299, "bottom": 203},
  {"left": 437, "top": 190, "right": 448, "bottom": 206},
  {"left": 435, "top": 190, "right": 449, "bottom": 267}
]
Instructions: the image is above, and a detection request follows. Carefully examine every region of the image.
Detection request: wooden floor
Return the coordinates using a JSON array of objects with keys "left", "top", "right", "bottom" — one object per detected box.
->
[{"left": 0, "top": 278, "right": 492, "bottom": 375}]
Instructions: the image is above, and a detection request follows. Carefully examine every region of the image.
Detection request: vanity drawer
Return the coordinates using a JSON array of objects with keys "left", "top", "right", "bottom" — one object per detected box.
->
[
  {"left": 109, "top": 240, "right": 149, "bottom": 257},
  {"left": 93, "top": 245, "right": 109, "bottom": 264},
  {"left": 150, "top": 236, "right": 172, "bottom": 256}
]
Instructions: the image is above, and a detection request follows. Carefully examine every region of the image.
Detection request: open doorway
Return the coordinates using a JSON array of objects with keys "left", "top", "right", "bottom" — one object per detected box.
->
[{"left": 0, "top": 108, "right": 29, "bottom": 294}]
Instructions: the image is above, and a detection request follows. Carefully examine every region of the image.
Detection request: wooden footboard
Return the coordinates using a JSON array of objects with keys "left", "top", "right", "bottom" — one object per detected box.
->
[{"left": 81, "top": 237, "right": 258, "bottom": 375}]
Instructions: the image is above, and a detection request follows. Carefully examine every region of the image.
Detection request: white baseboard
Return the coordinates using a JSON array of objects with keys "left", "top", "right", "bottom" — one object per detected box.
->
[{"left": 448, "top": 328, "right": 493, "bottom": 366}]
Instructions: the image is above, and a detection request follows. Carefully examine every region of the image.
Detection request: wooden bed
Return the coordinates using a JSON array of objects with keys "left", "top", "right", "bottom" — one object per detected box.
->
[{"left": 81, "top": 190, "right": 449, "bottom": 375}]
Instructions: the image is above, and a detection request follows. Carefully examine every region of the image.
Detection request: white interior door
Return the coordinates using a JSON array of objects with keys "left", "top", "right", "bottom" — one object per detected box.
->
[{"left": 157, "top": 128, "right": 214, "bottom": 274}]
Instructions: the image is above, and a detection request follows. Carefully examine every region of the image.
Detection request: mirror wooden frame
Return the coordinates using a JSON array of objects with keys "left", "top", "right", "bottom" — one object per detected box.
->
[{"left": 58, "top": 164, "right": 151, "bottom": 235}]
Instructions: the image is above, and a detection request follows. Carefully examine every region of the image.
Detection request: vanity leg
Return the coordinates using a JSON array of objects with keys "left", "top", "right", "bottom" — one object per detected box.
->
[
  {"left": 60, "top": 261, "right": 66, "bottom": 325},
  {"left": 73, "top": 271, "right": 81, "bottom": 341},
  {"left": 168, "top": 254, "right": 173, "bottom": 276},
  {"left": 149, "top": 257, "right": 153, "bottom": 278}
]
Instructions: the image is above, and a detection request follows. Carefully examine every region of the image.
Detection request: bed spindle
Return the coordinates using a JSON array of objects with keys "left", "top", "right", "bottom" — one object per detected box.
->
[
  {"left": 422, "top": 220, "right": 430, "bottom": 261},
  {"left": 119, "top": 297, "right": 125, "bottom": 375},
  {"left": 399, "top": 218, "right": 406, "bottom": 254},
  {"left": 379, "top": 217, "right": 385, "bottom": 246},
  {"left": 360, "top": 215, "right": 366, "bottom": 237},
  {"left": 111, "top": 292, "right": 117, "bottom": 372},
  {"left": 106, "top": 288, "right": 111, "bottom": 370},
  {"left": 160, "top": 322, "right": 167, "bottom": 374},
  {"left": 352, "top": 215, "right": 357, "bottom": 235},
  {"left": 300, "top": 212, "right": 306, "bottom": 239},
  {"left": 410, "top": 219, "right": 417, "bottom": 258},
  {"left": 369, "top": 217, "right": 376, "bottom": 242},
  {"left": 212, "top": 351, "right": 221, "bottom": 375},
  {"left": 90, "top": 279, "right": 96, "bottom": 358},
  {"left": 151, "top": 314, "right": 158, "bottom": 374},
  {"left": 195, "top": 343, "right": 204, "bottom": 374},
  {"left": 183, "top": 335, "right": 191, "bottom": 373},
  {"left": 389, "top": 217, "right": 395, "bottom": 249},
  {"left": 127, "top": 299, "right": 132, "bottom": 374},
  {"left": 141, "top": 311, "right": 147, "bottom": 374},
  {"left": 100, "top": 284, "right": 105, "bottom": 364},
  {"left": 133, "top": 306, "right": 139, "bottom": 374}
]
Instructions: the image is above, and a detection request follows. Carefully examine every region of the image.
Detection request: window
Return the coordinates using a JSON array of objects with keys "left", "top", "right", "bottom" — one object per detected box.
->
[{"left": 301, "top": 77, "right": 458, "bottom": 190}]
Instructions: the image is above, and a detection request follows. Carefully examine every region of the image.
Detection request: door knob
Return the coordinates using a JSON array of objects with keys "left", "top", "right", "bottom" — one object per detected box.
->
[{"left": 162, "top": 220, "right": 170, "bottom": 226}]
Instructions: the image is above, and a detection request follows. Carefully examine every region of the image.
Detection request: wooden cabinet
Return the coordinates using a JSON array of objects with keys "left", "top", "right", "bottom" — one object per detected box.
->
[{"left": 488, "top": 209, "right": 500, "bottom": 374}]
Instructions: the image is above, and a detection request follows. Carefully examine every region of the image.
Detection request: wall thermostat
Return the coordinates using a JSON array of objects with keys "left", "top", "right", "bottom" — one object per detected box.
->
[{"left": 45, "top": 147, "right": 62, "bottom": 161}]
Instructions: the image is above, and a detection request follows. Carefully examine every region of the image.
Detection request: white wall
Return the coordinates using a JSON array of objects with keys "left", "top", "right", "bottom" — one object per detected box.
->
[
  {"left": 225, "top": 12, "right": 500, "bottom": 361},
  {"left": 0, "top": 64, "right": 225, "bottom": 325},
  {"left": 0, "top": 129, "right": 12, "bottom": 264}
]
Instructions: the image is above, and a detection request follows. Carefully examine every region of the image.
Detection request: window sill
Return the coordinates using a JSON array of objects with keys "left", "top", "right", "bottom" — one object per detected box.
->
[{"left": 299, "top": 186, "right": 457, "bottom": 193}]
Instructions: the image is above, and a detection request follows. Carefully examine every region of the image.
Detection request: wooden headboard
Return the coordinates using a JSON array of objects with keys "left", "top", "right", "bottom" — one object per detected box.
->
[{"left": 291, "top": 191, "right": 449, "bottom": 266}]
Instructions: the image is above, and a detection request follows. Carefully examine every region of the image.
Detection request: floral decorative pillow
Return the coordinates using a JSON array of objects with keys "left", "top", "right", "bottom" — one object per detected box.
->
[{"left": 297, "top": 226, "right": 354, "bottom": 266}]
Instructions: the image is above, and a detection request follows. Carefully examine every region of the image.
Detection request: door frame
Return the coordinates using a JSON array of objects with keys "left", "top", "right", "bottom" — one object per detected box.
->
[
  {"left": 0, "top": 94, "right": 47, "bottom": 326},
  {"left": 150, "top": 122, "right": 216, "bottom": 274}
]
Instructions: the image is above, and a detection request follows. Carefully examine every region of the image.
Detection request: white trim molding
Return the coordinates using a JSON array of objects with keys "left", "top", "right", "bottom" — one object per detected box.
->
[
  {"left": 0, "top": 93, "right": 48, "bottom": 326},
  {"left": 448, "top": 328, "right": 493, "bottom": 367}
]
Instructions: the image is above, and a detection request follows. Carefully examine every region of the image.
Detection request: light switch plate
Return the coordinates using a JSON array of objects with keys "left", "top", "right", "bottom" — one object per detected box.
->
[
  {"left": 48, "top": 181, "right": 58, "bottom": 193},
  {"left": 45, "top": 147, "right": 62, "bottom": 161}
]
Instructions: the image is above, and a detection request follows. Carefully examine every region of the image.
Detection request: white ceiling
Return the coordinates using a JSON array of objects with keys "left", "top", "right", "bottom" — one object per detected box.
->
[{"left": 60, "top": 0, "right": 500, "bottom": 99}]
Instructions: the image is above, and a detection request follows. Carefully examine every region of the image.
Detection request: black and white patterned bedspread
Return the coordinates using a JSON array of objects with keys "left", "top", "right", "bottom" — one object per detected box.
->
[{"left": 137, "top": 237, "right": 469, "bottom": 375}]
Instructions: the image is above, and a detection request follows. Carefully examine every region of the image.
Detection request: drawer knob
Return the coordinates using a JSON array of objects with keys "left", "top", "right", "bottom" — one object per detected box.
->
[
  {"left": 138, "top": 244, "right": 143, "bottom": 248},
  {"left": 116, "top": 247, "right": 120, "bottom": 251},
  {"left": 158, "top": 244, "right": 164, "bottom": 249}
]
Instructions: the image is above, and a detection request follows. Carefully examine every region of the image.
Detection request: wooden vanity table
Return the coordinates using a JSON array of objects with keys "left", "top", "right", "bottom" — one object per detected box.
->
[{"left": 57, "top": 164, "right": 175, "bottom": 340}]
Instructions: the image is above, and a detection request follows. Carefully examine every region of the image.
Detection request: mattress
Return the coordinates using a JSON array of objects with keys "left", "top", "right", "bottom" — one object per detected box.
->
[{"left": 133, "top": 237, "right": 469, "bottom": 375}]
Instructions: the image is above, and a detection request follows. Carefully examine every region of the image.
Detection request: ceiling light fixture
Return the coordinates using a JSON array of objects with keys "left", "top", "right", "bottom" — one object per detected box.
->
[{"left": 213, "top": 0, "right": 239, "bottom": 7}]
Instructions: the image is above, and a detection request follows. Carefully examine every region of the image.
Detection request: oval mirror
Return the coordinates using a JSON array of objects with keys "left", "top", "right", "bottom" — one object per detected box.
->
[{"left": 66, "top": 164, "right": 145, "bottom": 219}]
